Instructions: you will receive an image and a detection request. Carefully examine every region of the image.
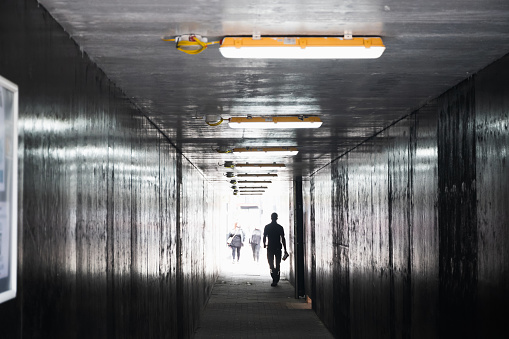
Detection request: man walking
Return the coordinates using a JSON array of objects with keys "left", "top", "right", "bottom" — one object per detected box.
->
[{"left": 263, "top": 212, "right": 288, "bottom": 287}]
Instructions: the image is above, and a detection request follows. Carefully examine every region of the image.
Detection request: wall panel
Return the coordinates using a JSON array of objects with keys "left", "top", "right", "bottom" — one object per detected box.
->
[
  {"left": 331, "top": 156, "right": 349, "bottom": 337},
  {"left": 410, "top": 104, "right": 439, "bottom": 339},
  {"left": 311, "top": 166, "right": 333, "bottom": 328},
  {"left": 475, "top": 56, "right": 509, "bottom": 337},
  {"left": 348, "top": 139, "right": 391, "bottom": 339},
  {"left": 387, "top": 121, "right": 412, "bottom": 339},
  {"left": 438, "top": 79, "right": 477, "bottom": 338}
]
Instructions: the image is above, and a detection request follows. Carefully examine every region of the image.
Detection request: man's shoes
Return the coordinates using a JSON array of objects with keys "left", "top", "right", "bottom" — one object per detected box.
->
[{"left": 271, "top": 282, "right": 277, "bottom": 287}]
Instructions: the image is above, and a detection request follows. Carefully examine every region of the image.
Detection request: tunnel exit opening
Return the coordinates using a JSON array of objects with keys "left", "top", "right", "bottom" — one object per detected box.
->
[{"left": 219, "top": 182, "right": 296, "bottom": 287}]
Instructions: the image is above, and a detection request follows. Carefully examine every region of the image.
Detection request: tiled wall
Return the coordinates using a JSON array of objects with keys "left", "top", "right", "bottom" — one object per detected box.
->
[
  {"left": 0, "top": 1, "right": 221, "bottom": 337},
  {"left": 306, "top": 54, "right": 509, "bottom": 338}
]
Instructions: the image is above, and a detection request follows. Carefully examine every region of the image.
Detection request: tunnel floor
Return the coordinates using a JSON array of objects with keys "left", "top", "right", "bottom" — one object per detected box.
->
[{"left": 195, "top": 262, "right": 333, "bottom": 338}]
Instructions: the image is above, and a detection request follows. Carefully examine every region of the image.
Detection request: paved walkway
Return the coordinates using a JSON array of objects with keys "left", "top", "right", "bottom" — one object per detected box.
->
[{"left": 194, "top": 260, "right": 334, "bottom": 339}]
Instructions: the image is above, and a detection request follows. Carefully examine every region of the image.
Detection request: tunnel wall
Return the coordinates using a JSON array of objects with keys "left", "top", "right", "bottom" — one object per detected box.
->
[
  {"left": 306, "top": 53, "right": 509, "bottom": 338},
  {"left": 0, "top": 1, "right": 220, "bottom": 338}
]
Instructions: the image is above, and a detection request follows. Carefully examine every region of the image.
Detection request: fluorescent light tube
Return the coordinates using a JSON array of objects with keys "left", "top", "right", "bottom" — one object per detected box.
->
[
  {"left": 231, "top": 147, "right": 298, "bottom": 156},
  {"left": 237, "top": 173, "right": 277, "bottom": 177},
  {"left": 229, "top": 116, "right": 322, "bottom": 129},
  {"left": 234, "top": 163, "right": 286, "bottom": 169},
  {"left": 220, "top": 37, "right": 385, "bottom": 59},
  {"left": 239, "top": 186, "right": 268, "bottom": 189}
]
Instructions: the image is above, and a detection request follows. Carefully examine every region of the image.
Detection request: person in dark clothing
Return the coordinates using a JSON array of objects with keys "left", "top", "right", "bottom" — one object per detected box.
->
[
  {"left": 263, "top": 213, "right": 288, "bottom": 286},
  {"left": 228, "top": 223, "right": 245, "bottom": 263},
  {"left": 249, "top": 227, "right": 262, "bottom": 262}
]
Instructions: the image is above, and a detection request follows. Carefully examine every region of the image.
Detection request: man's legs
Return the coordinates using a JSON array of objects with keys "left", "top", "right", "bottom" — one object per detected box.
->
[
  {"left": 273, "top": 249, "right": 282, "bottom": 283},
  {"left": 236, "top": 247, "right": 241, "bottom": 262},
  {"left": 267, "top": 248, "right": 282, "bottom": 286},
  {"left": 231, "top": 246, "right": 236, "bottom": 262},
  {"left": 267, "top": 248, "right": 275, "bottom": 271}
]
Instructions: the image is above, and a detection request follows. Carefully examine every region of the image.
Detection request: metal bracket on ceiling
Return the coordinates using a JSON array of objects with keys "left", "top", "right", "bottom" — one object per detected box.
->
[{"left": 344, "top": 30, "right": 353, "bottom": 40}]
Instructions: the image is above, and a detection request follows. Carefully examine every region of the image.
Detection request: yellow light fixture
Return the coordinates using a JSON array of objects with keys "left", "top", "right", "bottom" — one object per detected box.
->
[
  {"left": 219, "top": 36, "right": 385, "bottom": 59},
  {"left": 229, "top": 116, "right": 322, "bottom": 129},
  {"left": 230, "top": 147, "right": 298, "bottom": 156},
  {"left": 237, "top": 173, "right": 277, "bottom": 177},
  {"left": 239, "top": 186, "right": 268, "bottom": 189},
  {"left": 223, "top": 162, "right": 286, "bottom": 169},
  {"left": 236, "top": 163, "right": 285, "bottom": 168}
]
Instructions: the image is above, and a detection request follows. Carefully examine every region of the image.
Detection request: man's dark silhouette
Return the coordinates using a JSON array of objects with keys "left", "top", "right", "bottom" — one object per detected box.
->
[{"left": 263, "top": 212, "right": 288, "bottom": 286}]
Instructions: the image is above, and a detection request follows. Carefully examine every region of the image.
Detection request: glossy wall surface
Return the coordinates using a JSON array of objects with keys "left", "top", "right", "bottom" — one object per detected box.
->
[
  {"left": 0, "top": 1, "right": 220, "bottom": 338},
  {"left": 306, "top": 54, "right": 509, "bottom": 338}
]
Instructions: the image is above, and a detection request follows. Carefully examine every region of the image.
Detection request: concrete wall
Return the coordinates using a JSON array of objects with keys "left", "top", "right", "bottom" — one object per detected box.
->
[
  {"left": 0, "top": 1, "right": 221, "bottom": 338},
  {"left": 306, "top": 54, "right": 509, "bottom": 338}
]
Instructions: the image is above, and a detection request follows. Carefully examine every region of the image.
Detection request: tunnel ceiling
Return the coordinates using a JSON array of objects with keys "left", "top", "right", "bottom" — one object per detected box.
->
[{"left": 38, "top": 0, "right": 509, "bottom": 183}]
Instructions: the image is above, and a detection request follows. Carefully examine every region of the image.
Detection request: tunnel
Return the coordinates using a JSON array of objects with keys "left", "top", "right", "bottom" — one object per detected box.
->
[{"left": 0, "top": 1, "right": 508, "bottom": 338}]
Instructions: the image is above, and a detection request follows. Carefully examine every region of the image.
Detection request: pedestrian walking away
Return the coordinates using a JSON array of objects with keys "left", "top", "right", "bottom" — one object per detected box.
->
[
  {"left": 249, "top": 227, "right": 262, "bottom": 262},
  {"left": 228, "top": 223, "right": 245, "bottom": 263},
  {"left": 263, "top": 212, "right": 288, "bottom": 286}
]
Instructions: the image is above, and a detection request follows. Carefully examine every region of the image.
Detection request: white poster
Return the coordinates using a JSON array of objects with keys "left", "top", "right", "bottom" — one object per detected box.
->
[
  {"left": 0, "top": 75, "right": 17, "bottom": 304},
  {"left": 0, "top": 202, "right": 8, "bottom": 279}
]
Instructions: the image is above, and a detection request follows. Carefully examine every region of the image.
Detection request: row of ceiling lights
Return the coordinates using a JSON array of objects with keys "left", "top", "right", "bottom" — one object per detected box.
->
[
  {"left": 164, "top": 33, "right": 385, "bottom": 195},
  {"left": 214, "top": 117, "right": 322, "bottom": 195},
  {"left": 225, "top": 163, "right": 280, "bottom": 195},
  {"left": 218, "top": 117, "right": 313, "bottom": 195}
]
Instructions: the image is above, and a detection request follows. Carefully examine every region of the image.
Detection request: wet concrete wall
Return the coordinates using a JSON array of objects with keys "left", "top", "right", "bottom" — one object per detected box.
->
[
  {"left": 306, "top": 54, "right": 509, "bottom": 338},
  {"left": 0, "top": 1, "right": 220, "bottom": 338}
]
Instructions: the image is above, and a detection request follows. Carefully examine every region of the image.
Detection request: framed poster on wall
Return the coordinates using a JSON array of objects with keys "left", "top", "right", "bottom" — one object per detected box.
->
[{"left": 0, "top": 75, "right": 18, "bottom": 304}]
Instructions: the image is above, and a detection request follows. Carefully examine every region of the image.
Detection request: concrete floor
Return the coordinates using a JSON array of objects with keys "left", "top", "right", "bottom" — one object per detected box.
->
[{"left": 195, "top": 262, "right": 333, "bottom": 339}]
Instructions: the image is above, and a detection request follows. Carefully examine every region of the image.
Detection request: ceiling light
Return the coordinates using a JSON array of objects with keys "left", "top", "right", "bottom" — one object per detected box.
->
[
  {"left": 238, "top": 180, "right": 272, "bottom": 184},
  {"left": 219, "top": 37, "right": 385, "bottom": 59},
  {"left": 224, "top": 162, "right": 286, "bottom": 169},
  {"left": 240, "top": 190, "right": 265, "bottom": 193},
  {"left": 229, "top": 116, "right": 322, "bottom": 129},
  {"left": 240, "top": 193, "right": 263, "bottom": 196},
  {"left": 230, "top": 147, "right": 298, "bottom": 156},
  {"left": 236, "top": 163, "right": 285, "bottom": 169},
  {"left": 237, "top": 173, "right": 277, "bottom": 177},
  {"left": 239, "top": 186, "right": 268, "bottom": 189}
]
